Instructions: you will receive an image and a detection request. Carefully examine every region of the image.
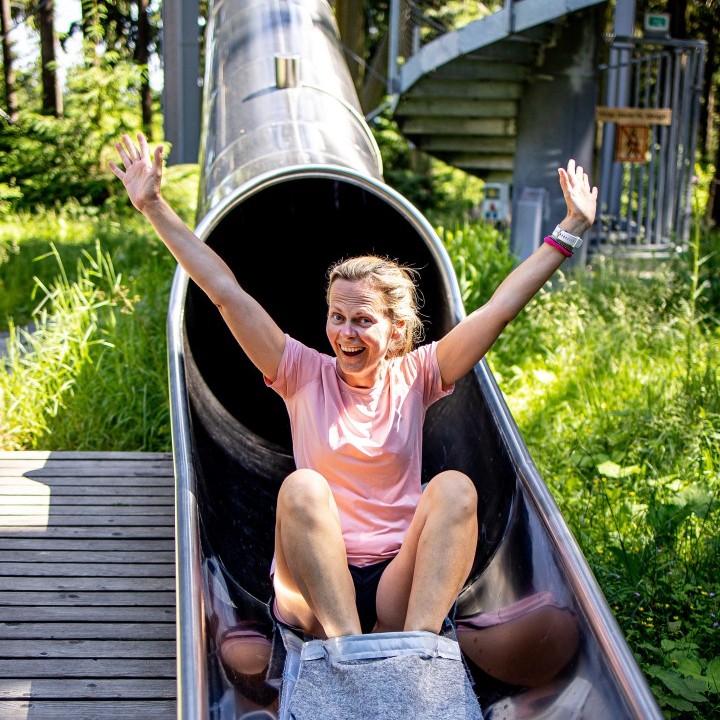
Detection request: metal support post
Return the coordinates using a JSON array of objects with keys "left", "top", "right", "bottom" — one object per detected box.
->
[
  {"left": 162, "top": 0, "right": 201, "bottom": 165},
  {"left": 387, "top": 0, "right": 401, "bottom": 96}
]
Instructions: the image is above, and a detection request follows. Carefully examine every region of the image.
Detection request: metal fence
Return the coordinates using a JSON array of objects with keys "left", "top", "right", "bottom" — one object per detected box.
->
[{"left": 594, "top": 36, "right": 706, "bottom": 256}]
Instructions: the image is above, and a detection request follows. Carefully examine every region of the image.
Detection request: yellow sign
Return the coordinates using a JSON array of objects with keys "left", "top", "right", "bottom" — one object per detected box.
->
[
  {"left": 596, "top": 106, "right": 672, "bottom": 126},
  {"left": 615, "top": 125, "right": 650, "bottom": 163}
]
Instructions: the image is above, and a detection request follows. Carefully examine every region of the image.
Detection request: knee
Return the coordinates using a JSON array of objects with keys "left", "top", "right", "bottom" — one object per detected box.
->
[
  {"left": 427, "top": 471, "right": 477, "bottom": 521},
  {"left": 277, "top": 469, "right": 332, "bottom": 524}
]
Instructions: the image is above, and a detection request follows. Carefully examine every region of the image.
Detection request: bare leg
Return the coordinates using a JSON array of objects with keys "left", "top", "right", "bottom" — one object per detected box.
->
[
  {"left": 273, "top": 469, "right": 361, "bottom": 638},
  {"left": 375, "top": 470, "right": 478, "bottom": 633}
]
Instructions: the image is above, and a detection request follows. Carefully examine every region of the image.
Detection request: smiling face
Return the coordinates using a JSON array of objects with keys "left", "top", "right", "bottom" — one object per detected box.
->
[{"left": 326, "top": 278, "right": 401, "bottom": 388}]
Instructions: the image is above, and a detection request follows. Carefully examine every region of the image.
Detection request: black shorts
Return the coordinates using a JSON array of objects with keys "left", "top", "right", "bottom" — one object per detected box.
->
[
  {"left": 350, "top": 558, "right": 393, "bottom": 634},
  {"left": 271, "top": 558, "right": 393, "bottom": 635}
]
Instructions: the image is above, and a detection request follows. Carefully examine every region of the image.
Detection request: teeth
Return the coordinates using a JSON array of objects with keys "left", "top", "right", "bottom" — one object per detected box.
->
[{"left": 341, "top": 346, "right": 363, "bottom": 354}]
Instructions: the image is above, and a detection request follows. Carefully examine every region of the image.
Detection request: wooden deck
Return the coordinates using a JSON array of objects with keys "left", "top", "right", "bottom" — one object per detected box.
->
[{"left": 0, "top": 451, "right": 177, "bottom": 719}]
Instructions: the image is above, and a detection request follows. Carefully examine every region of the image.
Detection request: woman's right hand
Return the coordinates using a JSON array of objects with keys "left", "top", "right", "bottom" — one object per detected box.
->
[{"left": 109, "top": 133, "right": 163, "bottom": 214}]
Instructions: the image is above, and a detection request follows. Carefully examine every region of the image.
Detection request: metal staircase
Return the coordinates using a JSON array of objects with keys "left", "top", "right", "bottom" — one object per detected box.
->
[{"left": 388, "top": 0, "right": 607, "bottom": 182}]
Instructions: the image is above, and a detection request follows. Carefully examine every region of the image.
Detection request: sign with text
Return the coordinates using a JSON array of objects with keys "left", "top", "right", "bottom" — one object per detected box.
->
[{"left": 596, "top": 106, "right": 672, "bottom": 126}]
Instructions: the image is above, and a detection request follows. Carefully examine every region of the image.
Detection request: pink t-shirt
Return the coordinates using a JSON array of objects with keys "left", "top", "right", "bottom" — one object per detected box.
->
[{"left": 267, "top": 335, "right": 453, "bottom": 567}]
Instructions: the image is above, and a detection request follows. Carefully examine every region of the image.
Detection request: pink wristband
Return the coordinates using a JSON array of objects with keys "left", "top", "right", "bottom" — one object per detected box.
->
[{"left": 544, "top": 236, "right": 573, "bottom": 258}]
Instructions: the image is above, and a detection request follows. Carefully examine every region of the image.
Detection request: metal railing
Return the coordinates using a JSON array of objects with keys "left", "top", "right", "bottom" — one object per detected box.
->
[
  {"left": 594, "top": 36, "right": 706, "bottom": 255},
  {"left": 387, "top": 0, "right": 505, "bottom": 94}
]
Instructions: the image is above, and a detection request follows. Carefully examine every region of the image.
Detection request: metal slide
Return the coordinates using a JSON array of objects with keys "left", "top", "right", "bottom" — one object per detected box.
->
[{"left": 167, "top": 1, "right": 662, "bottom": 718}]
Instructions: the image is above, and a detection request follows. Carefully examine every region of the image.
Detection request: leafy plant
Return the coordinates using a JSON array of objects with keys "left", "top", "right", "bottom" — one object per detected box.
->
[
  {"left": 0, "top": 165, "right": 198, "bottom": 450},
  {"left": 0, "top": 52, "right": 160, "bottom": 209},
  {"left": 438, "top": 222, "right": 515, "bottom": 311},
  {"left": 486, "top": 231, "right": 720, "bottom": 718}
]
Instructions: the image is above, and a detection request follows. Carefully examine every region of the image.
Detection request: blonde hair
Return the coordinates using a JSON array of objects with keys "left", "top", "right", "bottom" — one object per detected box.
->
[{"left": 326, "top": 255, "right": 424, "bottom": 357}]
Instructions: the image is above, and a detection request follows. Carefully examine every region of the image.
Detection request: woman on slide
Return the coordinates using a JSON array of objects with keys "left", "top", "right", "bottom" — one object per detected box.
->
[{"left": 110, "top": 133, "right": 597, "bottom": 640}]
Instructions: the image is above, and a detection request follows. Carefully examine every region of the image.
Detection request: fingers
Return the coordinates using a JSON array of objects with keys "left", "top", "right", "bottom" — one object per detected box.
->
[
  {"left": 138, "top": 132, "right": 150, "bottom": 162},
  {"left": 108, "top": 161, "right": 124, "bottom": 180},
  {"left": 122, "top": 134, "right": 141, "bottom": 161},
  {"left": 561, "top": 159, "right": 594, "bottom": 193},
  {"left": 153, "top": 144, "right": 164, "bottom": 170},
  {"left": 113, "top": 132, "right": 160, "bottom": 174},
  {"left": 115, "top": 140, "right": 133, "bottom": 170}
]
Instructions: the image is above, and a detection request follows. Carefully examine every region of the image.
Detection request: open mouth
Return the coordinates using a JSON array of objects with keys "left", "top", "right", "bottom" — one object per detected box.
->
[{"left": 340, "top": 346, "right": 365, "bottom": 357}]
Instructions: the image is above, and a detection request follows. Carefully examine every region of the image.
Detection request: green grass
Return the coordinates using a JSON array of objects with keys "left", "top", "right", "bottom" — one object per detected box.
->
[
  {"left": 0, "top": 164, "right": 198, "bottom": 450},
  {"left": 485, "top": 248, "right": 720, "bottom": 719}
]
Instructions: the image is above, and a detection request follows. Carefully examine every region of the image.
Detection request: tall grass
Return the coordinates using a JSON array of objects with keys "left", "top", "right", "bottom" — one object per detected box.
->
[
  {"left": 0, "top": 164, "right": 197, "bottom": 451},
  {"left": 0, "top": 242, "right": 171, "bottom": 450},
  {"left": 485, "top": 240, "right": 720, "bottom": 719}
]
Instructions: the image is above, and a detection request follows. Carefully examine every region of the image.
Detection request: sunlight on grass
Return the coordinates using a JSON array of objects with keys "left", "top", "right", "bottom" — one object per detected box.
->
[
  {"left": 0, "top": 165, "right": 196, "bottom": 451},
  {"left": 486, "top": 250, "right": 720, "bottom": 719}
]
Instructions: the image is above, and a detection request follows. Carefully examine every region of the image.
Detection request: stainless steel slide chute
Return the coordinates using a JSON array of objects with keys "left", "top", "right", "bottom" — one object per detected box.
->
[{"left": 167, "top": 1, "right": 662, "bottom": 718}]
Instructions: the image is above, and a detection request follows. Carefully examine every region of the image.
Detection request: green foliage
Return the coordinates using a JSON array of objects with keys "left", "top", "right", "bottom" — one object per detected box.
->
[
  {"left": 0, "top": 164, "right": 199, "bottom": 451},
  {"left": 0, "top": 202, "right": 156, "bottom": 327},
  {"left": 75, "top": 0, "right": 161, "bottom": 58},
  {"left": 0, "top": 236, "right": 172, "bottom": 450},
  {"left": 486, "top": 227, "right": 720, "bottom": 718},
  {"left": 0, "top": 52, "right": 156, "bottom": 209},
  {"left": 438, "top": 222, "right": 515, "bottom": 311}
]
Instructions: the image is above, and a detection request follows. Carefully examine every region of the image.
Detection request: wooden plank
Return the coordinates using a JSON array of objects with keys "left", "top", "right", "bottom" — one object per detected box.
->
[
  {"left": 0, "top": 527, "right": 175, "bottom": 539},
  {"left": 0, "top": 452, "right": 178, "bottom": 715},
  {"left": 0, "top": 492, "right": 173, "bottom": 503},
  {"left": 0, "top": 515, "right": 175, "bottom": 527},
  {"left": 1, "top": 504, "right": 174, "bottom": 516},
  {"left": 412, "top": 79, "right": 523, "bottom": 100},
  {"left": 0, "top": 606, "right": 175, "bottom": 623},
  {"left": 0, "top": 622, "right": 176, "bottom": 641},
  {"left": 0, "top": 591, "right": 175, "bottom": 607},
  {"left": 0, "top": 563, "right": 174, "bottom": 577},
  {"left": 0, "top": 550, "right": 174, "bottom": 564},
  {"left": 0, "top": 577, "right": 175, "bottom": 592},
  {"left": 0, "top": 483, "right": 174, "bottom": 497},
  {"left": 0, "top": 460, "right": 172, "bottom": 471},
  {"left": 0, "top": 473, "right": 173, "bottom": 484},
  {"left": 0, "top": 658, "right": 175, "bottom": 678},
  {"left": 403, "top": 116, "right": 516, "bottom": 136},
  {"left": 0, "top": 678, "right": 176, "bottom": 699},
  {"left": 0, "top": 700, "right": 176, "bottom": 719},
  {"left": 1, "top": 639, "right": 175, "bottom": 658},
  {"left": 398, "top": 97, "right": 517, "bottom": 118},
  {"left": 0, "top": 454, "right": 172, "bottom": 465},
  {"left": 0, "top": 538, "right": 173, "bottom": 551},
  {"left": 0, "top": 452, "right": 171, "bottom": 461}
]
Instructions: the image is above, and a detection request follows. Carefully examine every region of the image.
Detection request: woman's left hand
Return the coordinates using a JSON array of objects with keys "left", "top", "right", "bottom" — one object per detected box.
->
[{"left": 558, "top": 159, "right": 598, "bottom": 235}]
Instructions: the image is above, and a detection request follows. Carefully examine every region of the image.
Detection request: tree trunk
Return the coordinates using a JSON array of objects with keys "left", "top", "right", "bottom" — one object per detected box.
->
[
  {"left": 136, "top": 0, "right": 153, "bottom": 139},
  {"left": 668, "top": 0, "right": 687, "bottom": 38},
  {"left": 359, "top": 31, "right": 388, "bottom": 116},
  {"left": 0, "top": 0, "right": 17, "bottom": 122},
  {"left": 709, "top": 132, "right": 720, "bottom": 226},
  {"left": 335, "top": 0, "right": 365, "bottom": 92},
  {"left": 39, "top": 0, "right": 62, "bottom": 116}
]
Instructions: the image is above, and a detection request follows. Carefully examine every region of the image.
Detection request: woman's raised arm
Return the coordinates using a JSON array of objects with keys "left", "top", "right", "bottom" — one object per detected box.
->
[
  {"left": 436, "top": 159, "right": 597, "bottom": 387},
  {"left": 109, "top": 133, "right": 286, "bottom": 381}
]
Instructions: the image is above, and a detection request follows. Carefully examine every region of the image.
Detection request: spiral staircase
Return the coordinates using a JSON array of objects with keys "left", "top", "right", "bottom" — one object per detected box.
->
[{"left": 388, "top": 0, "right": 607, "bottom": 182}]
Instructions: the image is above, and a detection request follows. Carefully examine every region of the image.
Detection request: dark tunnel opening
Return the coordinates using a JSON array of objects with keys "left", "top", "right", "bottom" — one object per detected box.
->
[{"left": 181, "top": 176, "right": 516, "bottom": 602}]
